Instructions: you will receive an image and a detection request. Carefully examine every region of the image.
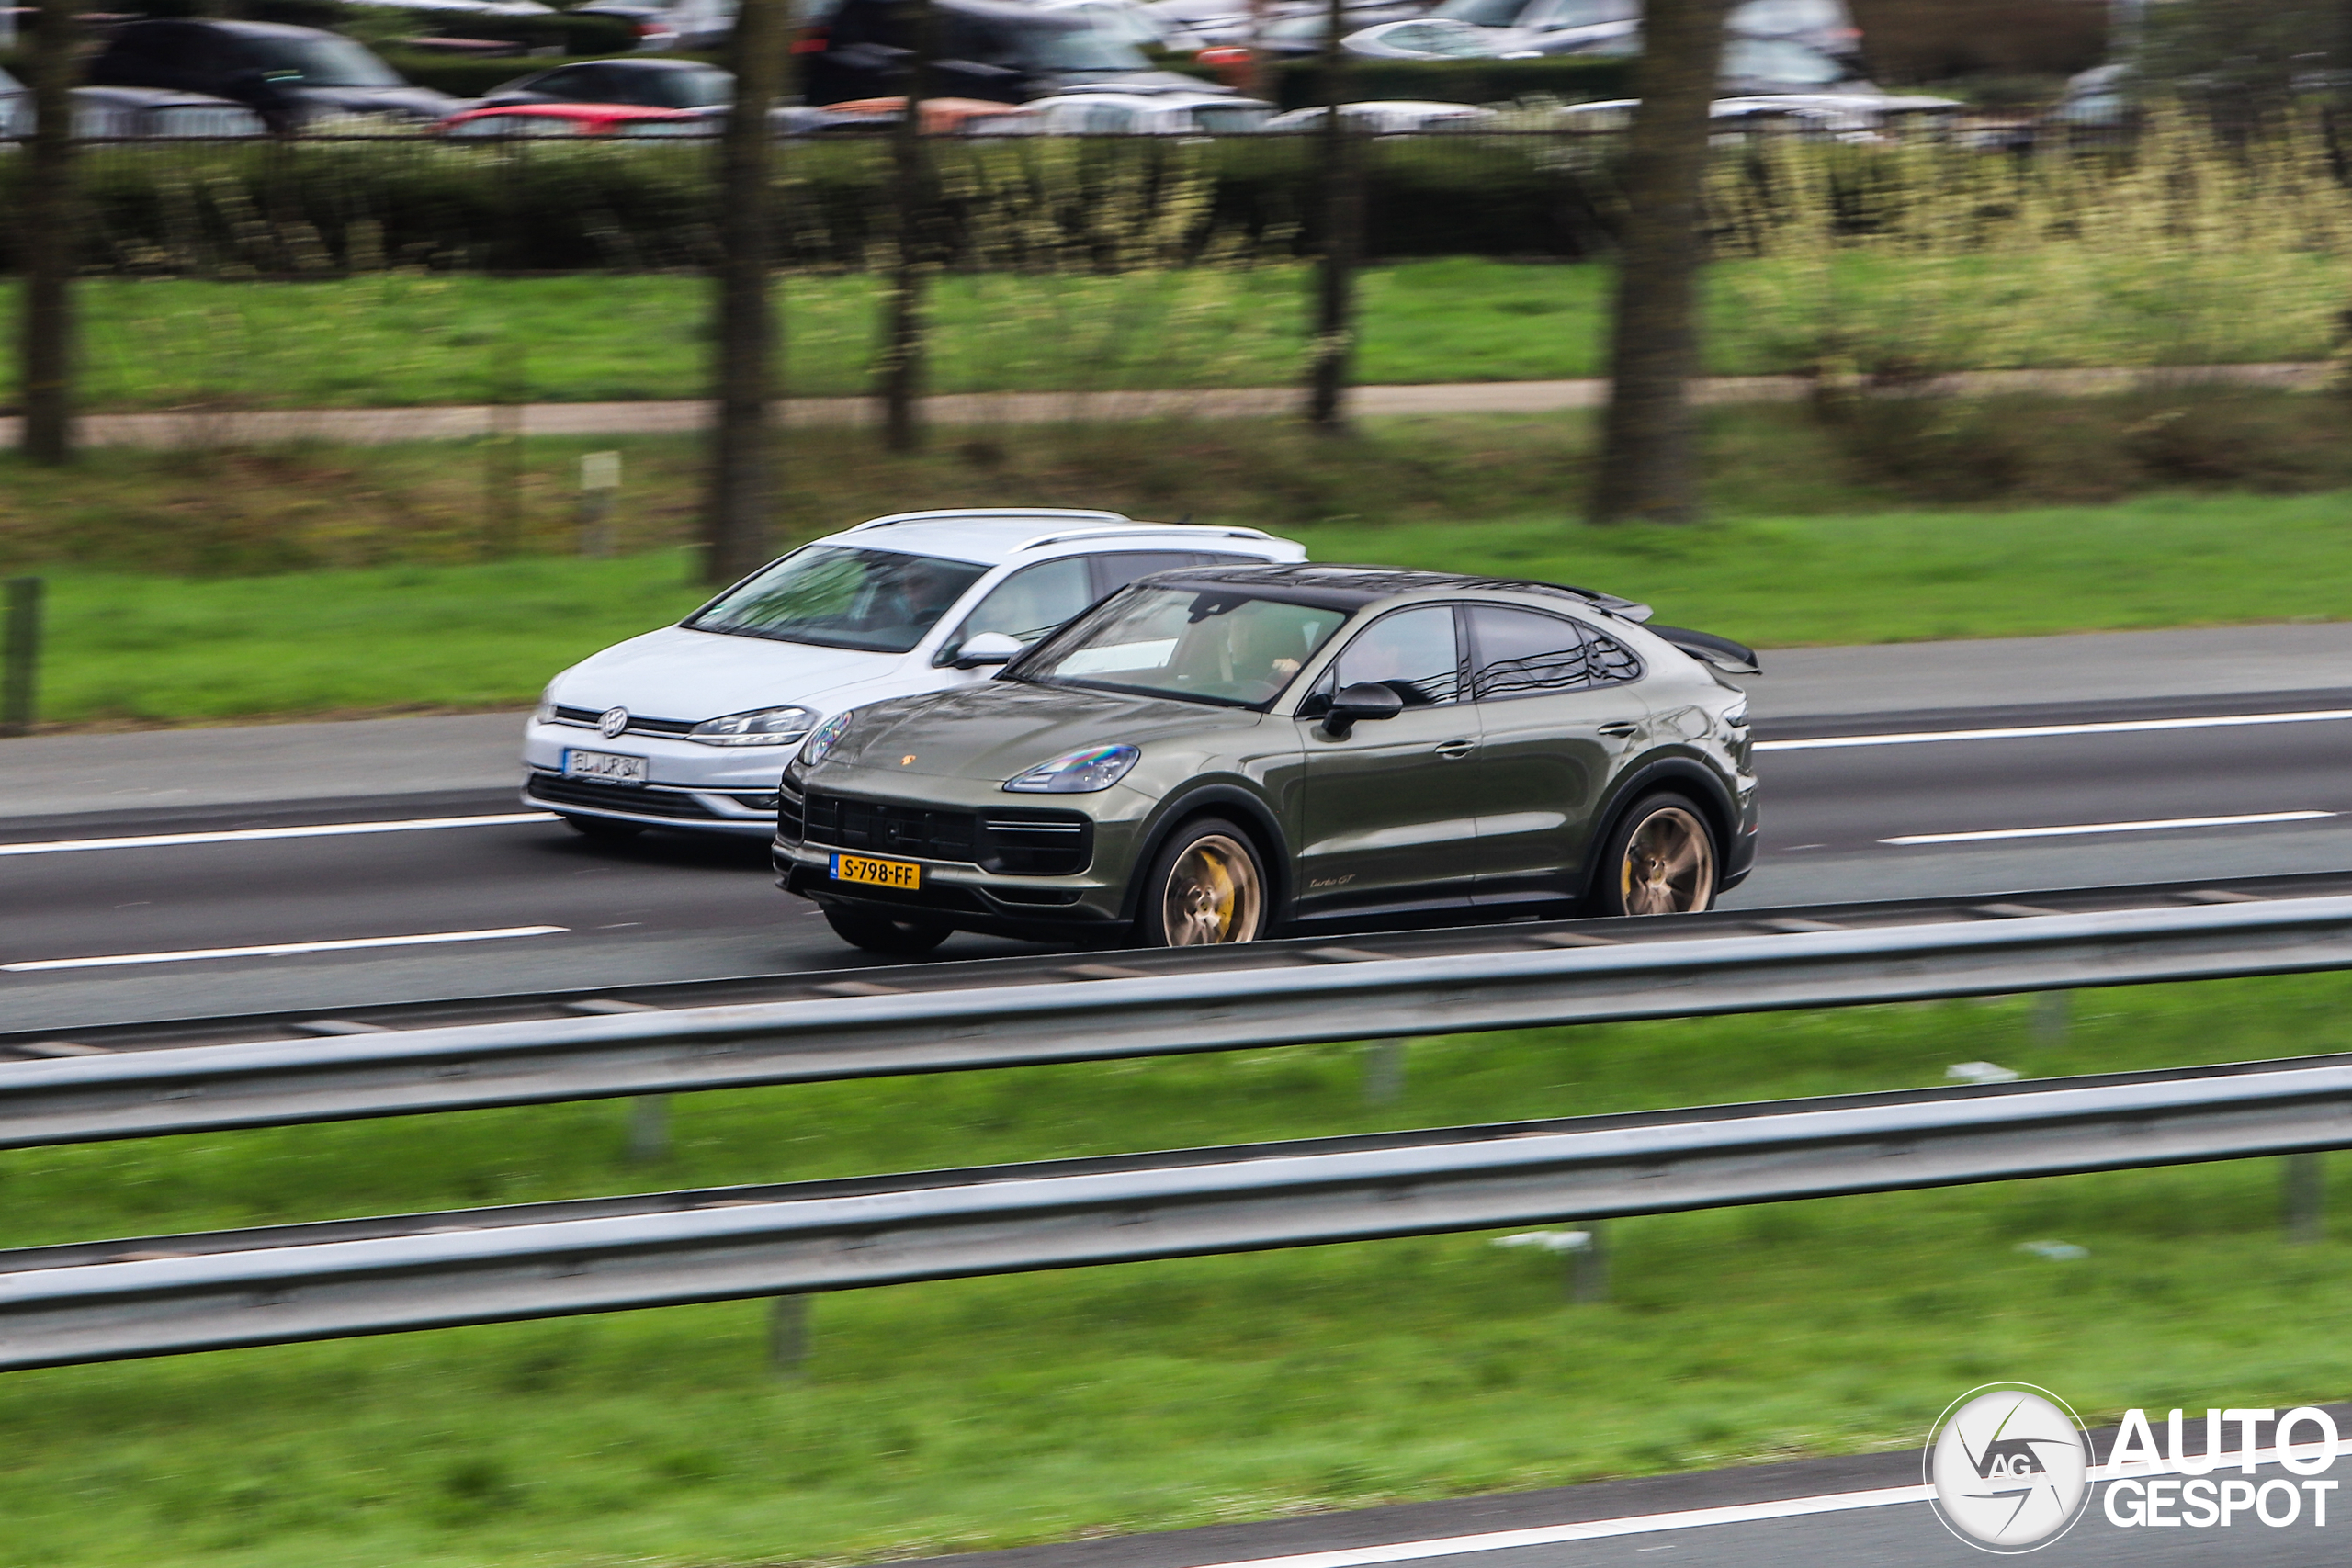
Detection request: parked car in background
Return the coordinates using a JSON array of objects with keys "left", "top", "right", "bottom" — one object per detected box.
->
[
  {"left": 804, "top": 0, "right": 1213, "bottom": 105},
  {"left": 1550, "top": 88, "right": 1956, "bottom": 135},
  {"left": 1261, "top": 99, "right": 1496, "bottom": 131},
  {"left": 479, "top": 57, "right": 734, "bottom": 111},
  {"left": 775, "top": 564, "right": 1758, "bottom": 955},
  {"left": 1345, "top": 0, "right": 1861, "bottom": 77},
  {"left": 439, "top": 102, "right": 708, "bottom": 135},
  {"left": 523, "top": 510, "right": 1307, "bottom": 841},
  {"left": 1233, "top": 0, "right": 1434, "bottom": 58},
  {"left": 803, "top": 95, "right": 1032, "bottom": 132},
  {"left": 0, "top": 68, "right": 28, "bottom": 138},
  {"left": 86, "top": 20, "right": 458, "bottom": 130},
  {"left": 74, "top": 86, "right": 270, "bottom": 137},
  {"left": 577, "top": 0, "right": 739, "bottom": 51},
  {"left": 977, "top": 88, "right": 1272, "bottom": 133},
  {"left": 1038, "top": 0, "right": 1178, "bottom": 52}
]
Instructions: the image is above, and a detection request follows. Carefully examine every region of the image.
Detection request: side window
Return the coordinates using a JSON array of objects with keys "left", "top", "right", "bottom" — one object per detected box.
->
[
  {"left": 1091, "top": 551, "right": 1200, "bottom": 597},
  {"left": 527, "top": 67, "right": 588, "bottom": 97},
  {"left": 1469, "top": 605, "right": 1591, "bottom": 701},
  {"left": 1583, "top": 624, "right": 1645, "bottom": 685},
  {"left": 944, "top": 557, "right": 1096, "bottom": 657},
  {"left": 1325, "top": 604, "right": 1462, "bottom": 708}
]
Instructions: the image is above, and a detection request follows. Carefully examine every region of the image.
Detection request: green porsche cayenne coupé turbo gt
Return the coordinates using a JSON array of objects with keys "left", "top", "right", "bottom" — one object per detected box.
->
[{"left": 774, "top": 565, "right": 1758, "bottom": 954}]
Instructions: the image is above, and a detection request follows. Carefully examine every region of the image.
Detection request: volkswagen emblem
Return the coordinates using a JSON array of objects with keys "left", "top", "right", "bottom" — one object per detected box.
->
[{"left": 599, "top": 707, "right": 629, "bottom": 739}]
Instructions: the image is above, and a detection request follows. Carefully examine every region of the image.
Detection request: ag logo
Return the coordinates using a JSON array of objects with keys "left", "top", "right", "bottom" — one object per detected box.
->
[
  {"left": 1927, "top": 1384, "right": 2093, "bottom": 1552},
  {"left": 599, "top": 707, "right": 629, "bottom": 739}
]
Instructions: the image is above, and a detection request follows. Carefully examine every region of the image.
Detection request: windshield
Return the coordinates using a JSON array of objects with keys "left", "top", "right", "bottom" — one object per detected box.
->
[
  {"left": 1021, "top": 586, "right": 1347, "bottom": 708},
  {"left": 1430, "top": 0, "right": 1522, "bottom": 26},
  {"left": 241, "top": 38, "right": 404, "bottom": 88},
  {"left": 1191, "top": 103, "right": 1272, "bottom": 132},
  {"left": 687, "top": 546, "right": 989, "bottom": 654},
  {"left": 639, "top": 66, "right": 734, "bottom": 107},
  {"left": 1019, "top": 21, "right": 1153, "bottom": 72},
  {"left": 1722, "top": 38, "right": 1849, "bottom": 85}
]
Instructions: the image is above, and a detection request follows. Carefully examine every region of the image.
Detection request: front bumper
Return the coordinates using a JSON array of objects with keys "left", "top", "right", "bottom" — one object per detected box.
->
[{"left": 522, "top": 717, "right": 796, "bottom": 836}]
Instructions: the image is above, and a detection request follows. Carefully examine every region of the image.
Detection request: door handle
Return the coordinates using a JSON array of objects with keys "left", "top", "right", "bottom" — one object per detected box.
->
[
  {"left": 1433, "top": 739, "right": 1476, "bottom": 760},
  {"left": 1597, "top": 722, "right": 1642, "bottom": 739}
]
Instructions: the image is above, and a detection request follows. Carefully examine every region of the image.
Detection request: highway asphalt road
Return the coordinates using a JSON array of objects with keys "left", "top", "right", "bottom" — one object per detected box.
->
[
  {"left": 893, "top": 1410, "right": 2352, "bottom": 1568},
  {"left": 6, "top": 692, "right": 2352, "bottom": 1030}
]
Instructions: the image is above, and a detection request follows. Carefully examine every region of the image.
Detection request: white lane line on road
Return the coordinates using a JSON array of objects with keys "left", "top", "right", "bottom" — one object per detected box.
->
[
  {"left": 0, "top": 812, "right": 557, "bottom": 858},
  {"left": 1177, "top": 1438, "right": 2347, "bottom": 1568},
  {"left": 1171, "top": 1483, "right": 1933, "bottom": 1568},
  {"left": 3, "top": 926, "right": 568, "bottom": 973},
  {"left": 1883, "top": 810, "right": 2335, "bottom": 846},
  {"left": 1758, "top": 706, "right": 2352, "bottom": 751}
]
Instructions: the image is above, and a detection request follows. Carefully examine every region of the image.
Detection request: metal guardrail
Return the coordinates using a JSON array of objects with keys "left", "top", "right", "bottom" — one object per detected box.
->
[
  {"left": 6, "top": 894, "right": 2352, "bottom": 1151},
  {"left": 7, "top": 1050, "right": 2351, "bottom": 1370}
]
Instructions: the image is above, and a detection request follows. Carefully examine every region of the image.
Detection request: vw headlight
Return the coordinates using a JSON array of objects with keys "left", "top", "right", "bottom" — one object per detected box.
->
[
  {"left": 797, "top": 711, "right": 856, "bottom": 769},
  {"left": 688, "top": 705, "right": 817, "bottom": 748},
  {"left": 533, "top": 683, "right": 558, "bottom": 726},
  {"left": 1003, "top": 743, "right": 1140, "bottom": 794}
]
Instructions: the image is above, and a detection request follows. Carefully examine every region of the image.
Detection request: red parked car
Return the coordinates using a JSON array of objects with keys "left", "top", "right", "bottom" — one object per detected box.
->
[{"left": 436, "top": 103, "right": 710, "bottom": 137}]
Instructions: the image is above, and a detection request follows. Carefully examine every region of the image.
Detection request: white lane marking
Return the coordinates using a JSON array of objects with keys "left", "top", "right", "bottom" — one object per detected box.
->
[
  {"left": 1883, "top": 810, "right": 2335, "bottom": 846},
  {"left": 1177, "top": 1438, "right": 2346, "bottom": 1568},
  {"left": 0, "top": 812, "right": 558, "bottom": 859},
  {"left": 1758, "top": 706, "right": 2352, "bottom": 752},
  {"left": 1173, "top": 1484, "right": 1932, "bottom": 1568},
  {"left": 3, "top": 926, "right": 567, "bottom": 973}
]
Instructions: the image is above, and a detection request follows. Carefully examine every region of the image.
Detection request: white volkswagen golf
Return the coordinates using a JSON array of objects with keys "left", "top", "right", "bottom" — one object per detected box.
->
[{"left": 522, "top": 509, "right": 1308, "bottom": 838}]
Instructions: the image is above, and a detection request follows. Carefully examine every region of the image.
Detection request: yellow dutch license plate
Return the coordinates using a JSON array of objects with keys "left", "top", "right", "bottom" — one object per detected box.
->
[{"left": 831, "top": 852, "right": 922, "bottom": 891}]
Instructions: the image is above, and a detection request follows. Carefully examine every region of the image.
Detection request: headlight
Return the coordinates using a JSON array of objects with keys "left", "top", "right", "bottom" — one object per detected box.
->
[
  {"left": 688, "top": 705, "right": 816, "bottom": 748},
  {"left": 534, "top": 684, "right": 558, "bottom": 725},
  {"left": 797, "top": 711, "right": 855, "bottom": 769},
  {"left": 1003, "top": 743, "right": 1140, "bottom": 794}
]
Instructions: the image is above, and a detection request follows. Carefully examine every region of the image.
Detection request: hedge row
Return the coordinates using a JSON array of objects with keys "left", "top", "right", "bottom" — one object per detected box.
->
[{"left": 0, "top": 135, "right": 1621, "bottom": 273}]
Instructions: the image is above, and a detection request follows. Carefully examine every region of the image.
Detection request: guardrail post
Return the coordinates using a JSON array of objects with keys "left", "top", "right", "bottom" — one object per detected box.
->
[
  {"left": 1, "top": 577, "right": 41, "bottom": 738},
  {"left": 2030, "top": 990, "right": 2070, "bottom": 1044},
  {"left": 2285, "top": 1153, "right": 2325, "bottom": 1243},
  {"left": 769, "top": 1294, "right": 808, "bottom": 1374},
  {"left": 1362, "top": 1039, "right": 1406, "bottom": 1104},
  {"left": 626, "top": 1095, "right": 670, "bottom": 1163},
  {"left": 1570, "top": 1222, "right": 1608, "bottom": 1303}
]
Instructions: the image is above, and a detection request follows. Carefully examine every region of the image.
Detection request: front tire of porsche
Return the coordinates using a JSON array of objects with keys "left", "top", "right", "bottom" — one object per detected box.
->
[{"left": 1138, "top": 818, "right": 1269, "bottom": 947}]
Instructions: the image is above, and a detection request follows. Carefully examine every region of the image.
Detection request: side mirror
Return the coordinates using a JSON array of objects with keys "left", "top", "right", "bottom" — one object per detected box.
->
[
  {"left": 1319, "top": 681, "right": 1404, "bottom": 738},
  {"left": 952, "top": 631, "right": 1026, "bottom": 670}
]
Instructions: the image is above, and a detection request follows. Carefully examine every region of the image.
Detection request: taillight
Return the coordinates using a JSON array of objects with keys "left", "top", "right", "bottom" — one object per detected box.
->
[{"left": 791, "top": 25, "right": 829, "bottom": 54}]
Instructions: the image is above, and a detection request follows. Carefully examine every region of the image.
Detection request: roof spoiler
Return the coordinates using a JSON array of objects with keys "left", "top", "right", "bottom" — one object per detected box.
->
[{"left": 1648, "top": 625, "right": 1760, "bottom": 677}]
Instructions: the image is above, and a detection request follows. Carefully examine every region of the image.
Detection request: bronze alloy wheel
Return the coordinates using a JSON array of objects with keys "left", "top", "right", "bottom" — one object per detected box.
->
[
  {"left": 1159, "top": 832, "right": 1265, "bottom": 945},
  {"left": 1617, "top": 804, "right": 1716, "bottom": 916}
]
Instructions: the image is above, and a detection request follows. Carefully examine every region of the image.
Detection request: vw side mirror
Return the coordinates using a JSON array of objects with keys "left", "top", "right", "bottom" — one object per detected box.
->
[
  {"left": 1320, "top": 681, "right": 1404, "bottom": 738},
  {"left": 953, "top": 631, "right": 1026, "bottom": 670}
]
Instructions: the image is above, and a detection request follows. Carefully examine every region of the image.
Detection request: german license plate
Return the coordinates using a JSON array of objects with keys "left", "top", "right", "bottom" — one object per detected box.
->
[
  {"left": 562, "top": 748, "right": 648, "bottom": 785},
  {"left": 831, "top": 852, "right": 922, "bottom": 890}
]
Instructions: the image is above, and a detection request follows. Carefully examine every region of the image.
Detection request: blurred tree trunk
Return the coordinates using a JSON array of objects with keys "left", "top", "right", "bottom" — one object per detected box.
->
[
  {"left": 878, "top": 0, "right": 933, "bottom": 453},
  {"left": 1305, "top": 0, "right": 1359, "bottom": 432},
  {"left": 1589, "top": 0, "right": 1729, "bottom": 525},
  {"left": 18, "top": 0, "right": 80, "bottom": 465},
  {"left": 702, "top": 0, "right": 788, "bottom": 586}
]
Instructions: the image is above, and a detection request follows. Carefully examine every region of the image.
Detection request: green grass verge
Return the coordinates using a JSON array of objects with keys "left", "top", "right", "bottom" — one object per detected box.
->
[
  {"left": 26, "top": 249, "right": 2346, "bottom": 412},
  {"left": 7, "top": 976, "right": 2352, "bottom": 1566},
  {"left": 20, "top": 479, "right": 2352, "bottom": 726}
]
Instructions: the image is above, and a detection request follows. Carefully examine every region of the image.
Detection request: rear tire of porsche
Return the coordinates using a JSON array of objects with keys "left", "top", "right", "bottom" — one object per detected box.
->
[
  {"left": 1139, "top": 818, "right": 1269, "bottom": 947},
  {"left": 1594, "top": 794, "right": 1718, "bottom": 918},
  {"left": 822, "top": 904, "right": 953, "bottom": 957}
]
